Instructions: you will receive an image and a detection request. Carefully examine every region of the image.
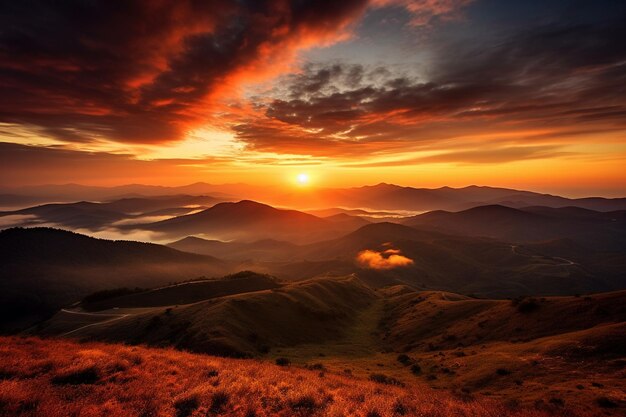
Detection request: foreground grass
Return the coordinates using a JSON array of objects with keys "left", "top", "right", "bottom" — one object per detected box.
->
[{"left": 0, "top": 337, "right": 600, "bottom": 417}]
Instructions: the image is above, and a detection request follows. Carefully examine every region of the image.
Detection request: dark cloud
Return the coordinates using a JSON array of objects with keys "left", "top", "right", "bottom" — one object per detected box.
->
[
  {"left": 235, "top": 16, "right": 626, "bottom": 157},
  {"left": 0, "top": 0, "right": 368, "bottom": 144}
]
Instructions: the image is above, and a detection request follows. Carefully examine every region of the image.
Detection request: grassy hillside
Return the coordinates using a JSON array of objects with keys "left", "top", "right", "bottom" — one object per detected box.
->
[
  {"left": 379, "top": 288, "right": 626, "bottom": 352},
  {"left": 0, "top": 227, "right": 233, "bottom": 332},
  {"left": 31, "top": 277, "right": 626, "bottom": 413},
  {"left": 42, "top": 276, "right": 378, "bottom": 358},
  {"left": 80, "top": 271, "right": 281, "bottom": 311},
  {"left": 266, "top": 289, "right": 625, "bottom": 414},
  {"left": 0, "top": 336, "right": 596, "bottom": 417}
]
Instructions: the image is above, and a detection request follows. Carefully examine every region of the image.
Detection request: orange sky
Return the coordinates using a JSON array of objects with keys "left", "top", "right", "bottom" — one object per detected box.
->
[{"left": 0, "top": 0, "right": 625, "bottom": 197}]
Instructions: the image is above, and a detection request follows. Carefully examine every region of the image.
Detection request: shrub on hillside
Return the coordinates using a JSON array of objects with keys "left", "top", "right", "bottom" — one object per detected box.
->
[
  {"left": 511, "top": 297, "right": 540, "bottom": 313},
  {"left": 174, "top": 394, "right": 200, "bottom": 417},
  {"left": 210, "top": 390, "right": 230, "bottom": 414},
  {"left": 289, "top": 395, "right": 320, "bottom": 413},
  {"left": 410, "top": 364, "right": 422, "bottom": 375},
  {"left": 369, "top": 373, "right": 405, "bottom": 386},
  {"left": 275, "top": 357, "right": 290, "bottom": 366},
  {"left": 396, "top": 354, "right": 412, "bottom": 365},
  {"left": 596, "top": 396, "right": 618, "bottom": 408},
  {"left": 51, "top": 366, "right": 99, "bottom": 385}
]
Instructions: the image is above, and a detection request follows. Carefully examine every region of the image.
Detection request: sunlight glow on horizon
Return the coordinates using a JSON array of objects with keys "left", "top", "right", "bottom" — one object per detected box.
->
[{"left": 296, "top": 173, "right": 310, "bottom": 185}]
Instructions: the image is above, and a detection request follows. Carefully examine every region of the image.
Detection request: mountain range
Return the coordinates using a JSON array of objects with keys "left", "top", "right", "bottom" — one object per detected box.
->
[{"left": 3, "top": 182, "right": 626, "bottom": 212}]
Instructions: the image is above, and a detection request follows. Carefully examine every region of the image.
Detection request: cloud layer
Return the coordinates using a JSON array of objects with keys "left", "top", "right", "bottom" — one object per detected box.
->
[{"left": 235, "top": 17, "right": 626, "bottom": 161}]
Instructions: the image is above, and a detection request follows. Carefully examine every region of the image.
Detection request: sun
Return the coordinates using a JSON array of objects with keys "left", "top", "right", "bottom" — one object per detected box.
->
[{"left": 296, "top": 173, "right": 309, "bottom": 185}]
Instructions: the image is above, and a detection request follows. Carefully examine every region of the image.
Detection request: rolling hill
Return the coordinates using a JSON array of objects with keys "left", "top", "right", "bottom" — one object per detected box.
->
[
  {"left": 4, "top": 182, "right": 626, "bottom": 213},
  {"left": 33, "top": 276, "right": 626, "bottom": 413},
  {"left": 167, "top": 219, "right": 624, "bottom": 296},
  {"left": 79, "top": 271, "right": 282, "bottom": 311},
  {"left": 141, "top": 200, "right": 355, "bottom": 242},
  {"left": 40, "top": 276, "right": 377, "bottom": 358},
  {"left": 0, "top": 195, "right": 221, "bottom": 231},
  {"left": 290, "top": 183, "right": 626, "bottom": 212},
  {"left": 403, "top": 205, "right": 626, "bottom": 250},
  {"left": 291, "top": 222, "right": 615, "bottom": 296},
  {"left": 168, "top": 236, "right": 298, "bottom": 261},
  {"left": 0, "top": 227, "right": 233, "bottom": 332}
]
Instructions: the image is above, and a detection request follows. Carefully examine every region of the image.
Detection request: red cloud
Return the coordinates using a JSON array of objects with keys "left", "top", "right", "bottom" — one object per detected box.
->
[
  {"left": 372, "top": 0, "right": 473, "bottom": 26},
  {"left": 0, "top": 1, "right": 368, "bottom": 144}
]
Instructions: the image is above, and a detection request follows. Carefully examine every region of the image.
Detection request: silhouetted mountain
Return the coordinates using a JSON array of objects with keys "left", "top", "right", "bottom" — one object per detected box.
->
[
  {"left": 0, "top": 227, "right": 233, "bottom": 332},
  {"left": 3, "top": 182, "right": 625, "bottom": 213},
  {"left": 168, "top": 236, "right": 298, "bottom": 261},
  {"left": 289, "top": 221, "right": 623, "bottom": 296},
  {"left": 142, "top": 200, "right": 355, "bottom": 242},
  {"left": 0, "top": 183, "right": 230, "bottom": 201},
  {"left": 0, "top": 195, "right": 221, "bottom": 230},
  {"left": 404, "top": 205, "right": 626, "bottom": 250},
  {"left": 314, "top": 184, "right": 626, "bottom": 212},
  {"left": 323, "top": 213, "right": 371, "bottom": 229}
]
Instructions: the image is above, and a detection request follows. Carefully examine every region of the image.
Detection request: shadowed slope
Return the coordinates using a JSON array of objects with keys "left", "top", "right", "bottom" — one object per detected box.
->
[
  {"left": 0, "top": 228, "right": 232, "bottom": 332},
  {"left": 80, "top": 271, "right": 282, "bottom": 311},
  {"left": 404, "top": 205, "right": 626, "bottom": 250},
  {"left": 0, "top": 195, "right": 221, "bottom": 230},
  {"left": 52, "top": 276, "right": 378, "bottom": 358}
]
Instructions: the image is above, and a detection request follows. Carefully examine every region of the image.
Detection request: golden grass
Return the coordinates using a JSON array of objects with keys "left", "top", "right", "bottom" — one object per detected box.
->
[{"left": 0, "top": 336, "right": 604, "bottom": 417}]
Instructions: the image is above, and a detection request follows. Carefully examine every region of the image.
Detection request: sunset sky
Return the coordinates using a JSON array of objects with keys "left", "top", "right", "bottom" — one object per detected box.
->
[{"left": 1, "top": 0, "right": 625, "bottom": 196}]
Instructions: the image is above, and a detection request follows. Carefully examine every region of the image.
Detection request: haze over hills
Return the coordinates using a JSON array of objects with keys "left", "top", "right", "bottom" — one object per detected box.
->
[
  {"left": 404, "top": 205, "right": 626, "bottom": 251},
  {"left": 0, "top": 227, "right": 234, "bottom": 332},
  {"left": 0, "top": 195, "right": 222, "bottom": 231},
  {"left": 3, "top": 182, "right": 626, "bottom": 212},
  {"left": 139, "top": 200, "right": 355, "bottom": 242},
  {"left": 2, "top": 198, "right": 625, "bottom": 414},
  {"left": 168, "top": 236, "right": 298, "bottom": 261},
  {"left": 1, "top": 185, "right": 625, "bottom": 413},
  {"left": 4, "top": 1, "right": 626, "bottom": 415},
  {"left": 168, "top": 219, "right": 625, "bottom": 297}
]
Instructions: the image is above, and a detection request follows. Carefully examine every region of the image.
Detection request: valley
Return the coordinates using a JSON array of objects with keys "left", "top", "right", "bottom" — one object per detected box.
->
[
  {"left": 0, "top": 184, "right": 625, "bottom": 416},
  {"left": 27, "top": 273, "right": 625, "bottom": 414}
]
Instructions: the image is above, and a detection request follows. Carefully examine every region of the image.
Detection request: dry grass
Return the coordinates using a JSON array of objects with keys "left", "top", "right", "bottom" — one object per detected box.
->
[{"left": 0, "top": 336, "right": 596, "bottom": 417}]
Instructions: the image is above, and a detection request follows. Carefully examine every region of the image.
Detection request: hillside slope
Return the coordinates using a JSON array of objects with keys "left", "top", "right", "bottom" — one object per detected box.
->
[
  {"left": 404, "top": 205, "right": 626, "bottom": 250},
  {"left": 0, "top": 195, "right": 221, "bottom": 230},
  {"left": 45, "top": 276, "right": 378, "bottom": 358},
  {"left": 0, "top": 336, "right": 592, "bottom": 417},
  {"left": 142, "top": 200, "right": 348, "bottom": 242},
  {"left": 80, "top": 271, "right": 281, "bottom": 311},
  {"left": 0, "top": 228, "right": 232, "bottom": 332},
  {"left": 293, "top": 222, "right": 610, "bottom": 296}
]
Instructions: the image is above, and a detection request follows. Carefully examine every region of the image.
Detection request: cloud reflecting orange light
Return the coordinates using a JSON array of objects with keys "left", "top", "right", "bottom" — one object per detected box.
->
[
  {"left": 356, "top": 248, "right": 414, "bottom": 270},
  {"left": 0, "top": 1, "right": 625, "bottom": 197}
]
